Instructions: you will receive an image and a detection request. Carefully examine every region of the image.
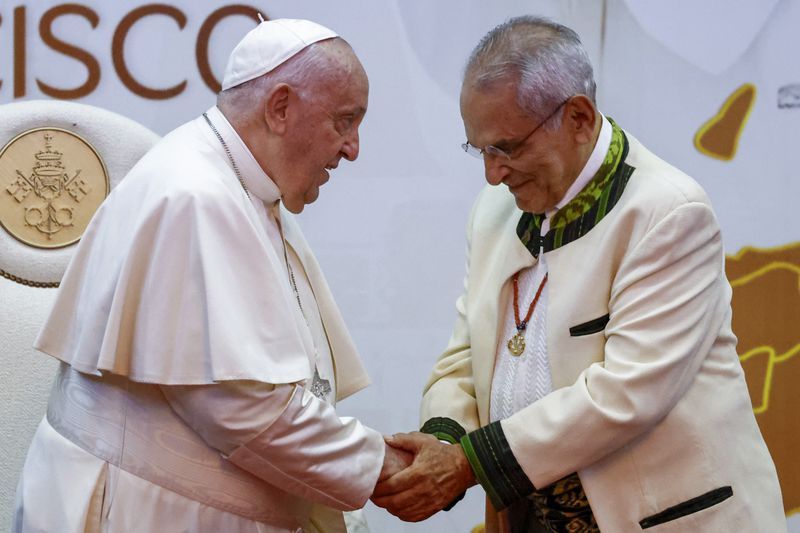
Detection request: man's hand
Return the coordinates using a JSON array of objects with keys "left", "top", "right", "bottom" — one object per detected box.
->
[
  {"left": 371, "top": 432, "right": 476, "bottom": 522},
  {"left": 378, "top": 441, "right": 413, "bottom": 483}
]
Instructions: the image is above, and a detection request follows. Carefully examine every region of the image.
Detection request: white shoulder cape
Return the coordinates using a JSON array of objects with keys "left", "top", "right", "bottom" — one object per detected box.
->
[{"left": 35, "top": 117, "right": 370, "bottom": 397}]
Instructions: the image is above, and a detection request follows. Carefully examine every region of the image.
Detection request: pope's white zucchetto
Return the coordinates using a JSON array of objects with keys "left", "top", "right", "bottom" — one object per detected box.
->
[{"left": 221, "top": 18, "right": 338, "bottom": 91}]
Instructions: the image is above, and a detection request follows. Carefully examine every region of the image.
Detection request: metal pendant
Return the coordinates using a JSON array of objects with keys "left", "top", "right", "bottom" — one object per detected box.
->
[
  {"left": 507, "top": 332, "right": 526, "bottom": 356},
  {"left": 310, "top": 367, "right": 332, "bottom": 401}
]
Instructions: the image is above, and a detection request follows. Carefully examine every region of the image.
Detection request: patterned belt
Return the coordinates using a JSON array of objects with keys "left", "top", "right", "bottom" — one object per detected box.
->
[{"left": 509, "top": 472, "right": 598, "bottom": 533}]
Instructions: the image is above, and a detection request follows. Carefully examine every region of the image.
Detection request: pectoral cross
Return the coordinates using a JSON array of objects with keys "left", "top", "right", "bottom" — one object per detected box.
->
[{"left": 310, "top": 367, "right": 332, "bottom": 401}]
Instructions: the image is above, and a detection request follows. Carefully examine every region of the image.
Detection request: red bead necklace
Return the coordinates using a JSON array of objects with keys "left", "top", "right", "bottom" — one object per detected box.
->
[{"left": 507, "top": 272, "right": 548, "bottom": 356}]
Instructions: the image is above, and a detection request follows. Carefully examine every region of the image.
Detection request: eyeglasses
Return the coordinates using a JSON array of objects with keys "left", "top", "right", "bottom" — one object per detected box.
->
[{"left": 461, "top": 98, "right": 570, "bottom": 161}]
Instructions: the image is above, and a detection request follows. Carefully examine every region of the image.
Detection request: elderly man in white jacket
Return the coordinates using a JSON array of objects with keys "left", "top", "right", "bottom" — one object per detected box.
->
[
  {"left": 372, "top": 16, "right": 785, "bottom": 533},
  {"left": 14, "top": 18, "right": 408, "bottom": 533}
]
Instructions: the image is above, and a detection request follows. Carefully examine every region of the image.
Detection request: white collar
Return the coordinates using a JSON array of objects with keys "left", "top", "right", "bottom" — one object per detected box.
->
[
  {"left": 203, "top": 106, "right": 281, "bottom": 205},
  {"left": 544, "top": 113, "right": 612, "bottom": 224}
]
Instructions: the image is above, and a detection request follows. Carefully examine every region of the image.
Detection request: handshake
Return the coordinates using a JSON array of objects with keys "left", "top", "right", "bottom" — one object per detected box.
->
[{"left": 370, "top": 432, "right": 477, "bottom": 522}]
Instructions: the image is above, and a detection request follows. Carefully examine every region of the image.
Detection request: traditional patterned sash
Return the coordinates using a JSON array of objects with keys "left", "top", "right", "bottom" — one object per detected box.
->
[
  {"left": 516, "top": 119, "right": 633, "bottom": 258},
  {"left": 512, "top": 472, "right": 599, "bottom": 532}
]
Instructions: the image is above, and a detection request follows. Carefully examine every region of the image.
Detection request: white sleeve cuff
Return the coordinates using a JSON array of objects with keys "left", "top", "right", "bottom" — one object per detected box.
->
[{"left": 226, "top": 385, "right": 384, "bottom": 510}]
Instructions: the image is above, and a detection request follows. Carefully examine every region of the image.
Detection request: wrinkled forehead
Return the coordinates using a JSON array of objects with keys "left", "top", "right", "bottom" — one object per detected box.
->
[
  {"left": 460, "top": 73, "right": 516, "bottom": 114},
  {"left": 460, "top": 80, "right": 527, "bottom": 139},
  {"left": 311, "top": 41, "right": 368, "bottom": 102},
  {"left": 316, "top": 74, "right": 368, "bottom": 120},
  {"left": 324, "top": 39, "right": 366, "bottom": 79}
]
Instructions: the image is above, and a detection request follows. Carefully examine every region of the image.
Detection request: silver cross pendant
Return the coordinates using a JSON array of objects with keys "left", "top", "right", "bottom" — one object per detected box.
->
[{"left": 310, "top": 367, "right": 332, "bottom": 401}]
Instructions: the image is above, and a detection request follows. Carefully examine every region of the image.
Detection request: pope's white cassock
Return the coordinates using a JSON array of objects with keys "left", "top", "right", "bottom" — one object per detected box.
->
[{"left": 13, "top": 104, "right": 385, "bottom": 533}]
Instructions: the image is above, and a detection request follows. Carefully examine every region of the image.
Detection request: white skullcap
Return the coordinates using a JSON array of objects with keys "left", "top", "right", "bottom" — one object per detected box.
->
[{"left": 221, "top": 18, "right": 338, "bottom": 91}]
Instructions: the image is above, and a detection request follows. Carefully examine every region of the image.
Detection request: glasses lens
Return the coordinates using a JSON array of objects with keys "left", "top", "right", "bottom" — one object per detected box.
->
[
  {"left": 484, "top": 145, "right": 511, "bottom": 161},
  {"left": 462, "top": 142, "right": 484, "bottom": 159}
]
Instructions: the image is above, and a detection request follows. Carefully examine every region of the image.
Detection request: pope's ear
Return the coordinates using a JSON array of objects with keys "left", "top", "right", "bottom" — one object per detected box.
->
[{"left": 263, "top": 83, "right": 292, "bottom": 135}]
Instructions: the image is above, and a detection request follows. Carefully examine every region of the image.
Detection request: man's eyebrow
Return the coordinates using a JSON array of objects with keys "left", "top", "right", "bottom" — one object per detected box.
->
[
  {"left": 466, "top": 134, "right": 510, "bottom": 148},
  {"left": 340, "top": 105, "right": 366, "bottom": 117},
  {"left": 489, "top": 137, "right": 514, "bottom": 149}
]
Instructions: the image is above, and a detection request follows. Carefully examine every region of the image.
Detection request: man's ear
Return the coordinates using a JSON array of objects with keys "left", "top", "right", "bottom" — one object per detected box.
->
[
  {"left": 565, "top": 95, "right": 597, "bottom": 145},
  {"left": 264, "top": 83, "right": 292, "bottom": 135}
]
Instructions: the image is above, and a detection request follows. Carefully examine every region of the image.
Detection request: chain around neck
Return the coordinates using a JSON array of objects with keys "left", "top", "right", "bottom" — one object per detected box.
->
[
  {"left": 202, "top": 113, "right": 305, "bottom": 314},
  {"left": 202, "top": 112, "right": 251, "bottom": 200},
  {"left": 203, "top": 112, "right": 333, "bottom": 399}
]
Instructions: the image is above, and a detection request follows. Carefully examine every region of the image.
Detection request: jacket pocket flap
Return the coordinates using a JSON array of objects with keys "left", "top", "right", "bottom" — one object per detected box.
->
[
  {"left": 639, "top": 486, "right": 733, "bottom": 529},
  {"left": 569, "top": 314, "right": 610, "bottom": 337}
]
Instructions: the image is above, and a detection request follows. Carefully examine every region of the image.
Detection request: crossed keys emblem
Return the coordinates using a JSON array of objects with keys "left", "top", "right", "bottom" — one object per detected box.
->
[
  {"left": 0, "top": 128, "right": 108, "bottom": 249},
  {"left": 7, "top": 134, "right": 91, "bottom": 238}
]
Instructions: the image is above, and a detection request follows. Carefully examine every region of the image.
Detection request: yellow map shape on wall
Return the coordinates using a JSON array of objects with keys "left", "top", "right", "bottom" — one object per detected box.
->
[
  {"left": 695, "top": 83, "right": 756, "bottom": 161},
  {"left": 726, "top": 241, "right": 800, "bottom": 516}
]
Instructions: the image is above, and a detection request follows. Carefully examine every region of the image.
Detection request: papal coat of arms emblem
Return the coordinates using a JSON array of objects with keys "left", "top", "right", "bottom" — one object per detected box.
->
[{"left": 0, "top": 128, "right": 109, "bottom": 249}]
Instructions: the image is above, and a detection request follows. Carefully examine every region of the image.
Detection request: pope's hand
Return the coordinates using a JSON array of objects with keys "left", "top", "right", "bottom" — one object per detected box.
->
[
  {"left": 377, "top": 441, "right": 413, "bottom": 483},
  {"left": 371, "top": 432, "right": 476, "bottom": 522}
]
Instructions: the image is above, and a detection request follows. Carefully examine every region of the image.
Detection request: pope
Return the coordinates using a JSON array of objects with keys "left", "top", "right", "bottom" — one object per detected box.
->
[{"left": 14, "top": 18, "right": 409, "bottom": 533}]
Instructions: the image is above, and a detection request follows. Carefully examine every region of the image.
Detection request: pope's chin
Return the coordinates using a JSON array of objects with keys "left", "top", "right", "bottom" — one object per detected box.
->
[
  {"left": 281, "top": 195, "right": 309, "bottom": 214},
  {"left": 301, "top": 188, "right": 322, "bottom": 209}
]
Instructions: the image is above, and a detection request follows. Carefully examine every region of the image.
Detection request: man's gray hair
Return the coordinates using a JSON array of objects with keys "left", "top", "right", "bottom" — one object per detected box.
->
[
  {"left": 465, "top": 16, "right": 596, "bottom": 128},
  {"left": 218, "top": 37, "right": 346, "bottom": 112}
]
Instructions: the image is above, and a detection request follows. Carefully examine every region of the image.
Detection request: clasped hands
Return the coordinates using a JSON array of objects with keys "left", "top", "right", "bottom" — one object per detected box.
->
[{"left": 372, "top": 432, "right": 477, "bottom": 522}]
